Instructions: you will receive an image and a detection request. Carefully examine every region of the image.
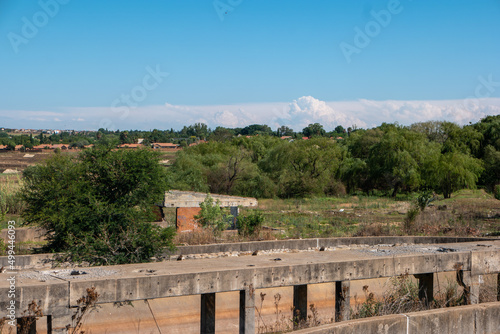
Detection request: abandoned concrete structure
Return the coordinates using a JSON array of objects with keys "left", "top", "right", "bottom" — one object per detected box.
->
[
  {"left": 161, "top": 190, "right": 258, "bottom": 232},
  {"left": 1, "top": 237, "right": 499, "bottom": 333}
]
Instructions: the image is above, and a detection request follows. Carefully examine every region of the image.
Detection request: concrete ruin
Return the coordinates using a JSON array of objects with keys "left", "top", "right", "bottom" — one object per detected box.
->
[
  {"left": 161, "top": 190, "right": 258, "bottom": 232},
  {"left": 1, "top": 237, "right": 500, "bottom": 333}
]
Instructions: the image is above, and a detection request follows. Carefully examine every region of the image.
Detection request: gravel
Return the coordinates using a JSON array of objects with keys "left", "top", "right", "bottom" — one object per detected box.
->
[{"left": 18, "top": 268, "right": 119, "bottom": 281}]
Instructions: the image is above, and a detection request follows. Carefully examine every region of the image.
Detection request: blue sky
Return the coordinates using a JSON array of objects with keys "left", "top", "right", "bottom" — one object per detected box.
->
[{"left": 1, "top": 0, "right": 499, "bottom": 131}]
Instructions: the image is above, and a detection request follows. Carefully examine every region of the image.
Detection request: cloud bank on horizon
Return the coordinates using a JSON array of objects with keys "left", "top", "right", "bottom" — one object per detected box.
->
[{"left": 2, "top": 96, "right": 500, "bottom": 132}]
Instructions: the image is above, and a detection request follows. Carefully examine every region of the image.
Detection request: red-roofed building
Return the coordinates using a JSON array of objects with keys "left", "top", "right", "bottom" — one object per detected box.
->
[{"left": 152, "top": 143, "right": 179, "bottom": 149}]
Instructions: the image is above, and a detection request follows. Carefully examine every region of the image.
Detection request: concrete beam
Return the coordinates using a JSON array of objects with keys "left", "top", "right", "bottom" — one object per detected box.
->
[{"left": 163, "top": 190, "right": 257, "bottom": 208}]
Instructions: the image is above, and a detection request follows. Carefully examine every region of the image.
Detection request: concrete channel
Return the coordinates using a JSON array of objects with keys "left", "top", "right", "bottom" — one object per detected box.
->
[{"left": 1, "top": 237, "right": 499, "bottom": 333}]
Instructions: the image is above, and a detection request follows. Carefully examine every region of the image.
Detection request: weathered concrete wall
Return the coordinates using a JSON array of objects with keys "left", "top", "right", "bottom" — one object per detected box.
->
[
  {"left": 163, "top": 190, "right": 257, "bottom": 208},
  {"left": 168, "top": 236, "right": 497, "bottom": 256},
  {"left": 0, "top": 253, "right": 54, "bottom": 269},
  {"left": 0, "top": 227, "right": 46, "bottom": 243},
  {"left": 295, "top": 302, "right": 500, "bottom": 334},
  {"left": 1, "top": 236, "right": 496, "bottom": 269},
  {"left": 176, "top": 207, "right": 202, "bottom": 232}
]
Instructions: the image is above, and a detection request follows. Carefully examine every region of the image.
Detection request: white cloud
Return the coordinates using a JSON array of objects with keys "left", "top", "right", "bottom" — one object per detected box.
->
[{"left": 1, "top": 97, "right": 499, "bottom": 131}]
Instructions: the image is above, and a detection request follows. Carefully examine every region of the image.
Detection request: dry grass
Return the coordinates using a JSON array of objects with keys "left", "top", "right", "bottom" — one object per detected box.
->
[
  {"left": 0, "top": 174, "right": 24, "bottom": 222},
  {"left": 174, "top": 228, "right": 278, "bottom": 246}
]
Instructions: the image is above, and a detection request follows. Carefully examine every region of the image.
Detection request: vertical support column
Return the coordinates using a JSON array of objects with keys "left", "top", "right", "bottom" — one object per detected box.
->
[
  {"left": 293, "top": 285, "right": 308, "bottom": 328},
  {"left": 17, "top": 317, "right": 36, "bottom": 334},
  {"left": 335, "top": 281, "right": 350, "bottom": 322},
  {"left": 230, "top": 206, "right": 239, "bottom": 229},
  {"left": 201, "top": 293, "right": 216, "bottom": 334},
  {"left": 48, "top": 314, "right": 72, "bottom": 334},
  {"left": 497, "top": 273, "right": 500, "bottom": 302},
  {"left": 415, "top": 273, "right": 434, "bottom": 308},
  {"left": 239, "top": 285, "right": 255, "bottom": 334},
  {"left": 457, "top": 270, "right": 480, "bottom": 305}
]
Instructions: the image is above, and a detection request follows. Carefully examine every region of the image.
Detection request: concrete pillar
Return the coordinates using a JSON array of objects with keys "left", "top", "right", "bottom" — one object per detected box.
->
[
  {"left": 335, "top": 281, "right": 350, "bottom": 322},
  {"left": 47, "top": 314, "right": 71, "bottom": 334},
  {"left": 497, "top": 273, "right": 500, "bottom": 302},
  {"left": 230, "top": 206, "right": 239, "bottom": 229},
  {"left": 293, "top": 284, "right": 308, "bottom": 328},
  {"left": 239, "top": 286, "right": 255, "bottom": 334},
  {"left": 457, "top": 270, "right": 480, "bottom": 305},
  {"left": 17, "top": 317, "right": 36, "bottom": 334},
  {"left": 415, "top": 273, "right": 434, "bottom": 307},
  {"left": 201, "top": 293, "right": 216, "bottom": 334}
]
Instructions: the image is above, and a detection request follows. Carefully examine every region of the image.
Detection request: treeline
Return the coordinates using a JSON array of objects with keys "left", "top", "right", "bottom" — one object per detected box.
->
[
  {"left": 167, "top": 116, "right": 500, "bottom": 199},
  {"left": 0, "top": 122, "right": 349, "bottom": 149}
]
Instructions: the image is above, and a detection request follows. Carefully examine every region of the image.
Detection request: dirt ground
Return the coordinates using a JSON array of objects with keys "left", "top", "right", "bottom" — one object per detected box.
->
[{"left": 0, "top": 150, "right": 58, "bottom": 173}]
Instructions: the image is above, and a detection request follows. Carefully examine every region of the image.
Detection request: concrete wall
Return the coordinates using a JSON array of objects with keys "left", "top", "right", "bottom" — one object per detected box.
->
[
  {"left": 0, "top": 227, "right": 45, "bottom": 243},
  {"left": 1, "top": 236, "right": 496, "bottom": 269},
  {"left": 176, "top": 207, "right": 202, "bottom": 232},
  {"left": 168, "top": 236, "right": 497, "bottom": 256},
  {"left": 295, "top": 302, "right": 500, "bottom": 334}
]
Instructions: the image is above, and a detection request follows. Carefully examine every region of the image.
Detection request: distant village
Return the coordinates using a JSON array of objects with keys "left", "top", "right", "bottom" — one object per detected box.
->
[{"left": 0, "top": 123, "right": 347, "bottom": 152}]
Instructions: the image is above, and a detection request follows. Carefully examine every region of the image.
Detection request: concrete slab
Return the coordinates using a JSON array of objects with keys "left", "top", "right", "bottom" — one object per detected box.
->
[{"left": 163, "top": 190, "right": 257, "bottom": 208}]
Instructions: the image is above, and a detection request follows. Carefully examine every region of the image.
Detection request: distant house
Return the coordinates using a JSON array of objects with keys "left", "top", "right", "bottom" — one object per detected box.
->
[
  {"left": 152, "top": 143, "right": 179, "bottom": 149},
  {"left": 117, "top": 143, "right": 143, "bottom": 149},
  {"left": 302, "top": 137, "right": 309, "bottom": 140},
  {"left": 0, "top": 145, "right": 7, "bottom": 150},
  {"left": 280, "top": 136, "right": 292, "bottom": 140},
  {"left": 51, "top": 144, "right": 68, "bottom": 150},
  {"left": 32, "top": 144, "right": 51, "bottom": 150},
  {"left": 14, "top": 145, "right": 24, "bottom": 151}
]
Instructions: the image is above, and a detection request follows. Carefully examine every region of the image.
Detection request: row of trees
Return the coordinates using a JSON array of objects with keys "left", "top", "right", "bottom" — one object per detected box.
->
[
  {"left": 168, "top": 116, "right": 500, "bottom": 199},
  {"left": 1, "top": 122, "right": 349, "bottom": 149}
]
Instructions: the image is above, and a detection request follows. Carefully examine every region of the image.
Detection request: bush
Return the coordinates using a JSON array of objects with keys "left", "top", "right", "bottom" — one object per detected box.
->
[
  {"left": 21, "top": 147, "right": 176, "bottom": 265},
  {"left": 494, "top": 185, "right": 500, "bottom": 200},
  {"left": 237, "top": 212, "right": 264, "bottom": 237},
  {"left": 195, "top": 194, "right": 232, "bottom": 237},
  {"left": 417, "top": 190, "right": 434, "bottom": 211},
  {"left": 404, "top": 206, "right": 420, "bottom": 234}
]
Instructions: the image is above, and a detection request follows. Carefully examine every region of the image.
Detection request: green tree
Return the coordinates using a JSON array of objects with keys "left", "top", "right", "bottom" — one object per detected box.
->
[
  {"left": 21, "top": 147, "right": 175, "bottom": 265},
  {"left": 429, "top": 151, "right": 483, "bottom": 198},
  {"left": 302, "top": 123, "right": 326, "bottom": 137}
]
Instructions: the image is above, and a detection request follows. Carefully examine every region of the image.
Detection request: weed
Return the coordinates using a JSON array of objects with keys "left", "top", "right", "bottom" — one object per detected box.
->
[
  {"left": 71, "top": 287, "right": 100, "bottom": 334},
  {"left": 403, "top": 206, "right": 420, "bottom": 234}
]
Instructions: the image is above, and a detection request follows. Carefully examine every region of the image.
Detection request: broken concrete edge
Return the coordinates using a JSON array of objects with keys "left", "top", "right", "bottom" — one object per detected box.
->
[
  {"left": 293, "top": 301, "right": 500, "bottom": 334},
  {"left": 1, "top": 236, "right": 497, "bottom": 269},
  {"left": 162, "top": 190, "right": 258, "bottom": 208}
]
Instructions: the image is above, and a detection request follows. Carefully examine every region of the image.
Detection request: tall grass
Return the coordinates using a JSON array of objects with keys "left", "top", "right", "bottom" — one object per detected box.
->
[{"left": 0, "top": 174, "right": 25, "bottom": 221}]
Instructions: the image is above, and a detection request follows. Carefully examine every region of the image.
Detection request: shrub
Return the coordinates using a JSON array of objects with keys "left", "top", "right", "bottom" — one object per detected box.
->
[
  {"left": 494, "top": 185, "right": 500, "bottom": 200},
  {"left": 21, "top": 147, "right": 175, "bottom": 265},
  {"left": 237, "top": 212, "right": 264, "bottom": 237},
  {"left": 195, "top": 194, "right": 232, "bottom": 237},
  {"left": 417, "top": 190, "right": 434, "bottom": 211},
  {"left": 404, "top": 206, "right": 420, "bottom": 234}
]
